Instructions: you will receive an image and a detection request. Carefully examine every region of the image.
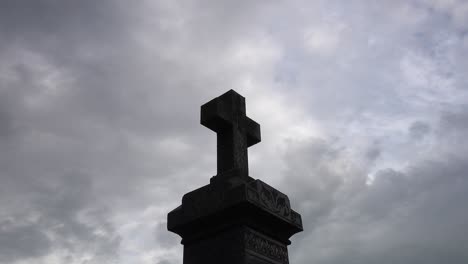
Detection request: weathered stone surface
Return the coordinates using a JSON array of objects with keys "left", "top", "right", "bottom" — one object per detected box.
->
[
  {"left": 244, "top": 228, "right": 289, "bottom": 264},
  {"left": 182, "top": 226, "right": 289, "bottom": 264},
  {"left": 167, "top": 90, "right": 303, "bottom": 264}
]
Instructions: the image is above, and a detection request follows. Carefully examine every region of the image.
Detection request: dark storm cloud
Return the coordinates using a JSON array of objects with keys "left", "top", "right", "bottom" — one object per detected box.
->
[
  {"left": 343, "top": 158, "right": 468, "bottom": 264},
  {"left": 440, "top": 109, "right": 468, "bottom": 134},
  {"left": 0, "top": 100, "right": 14, "bottom": 138},
  {"left": 365, "top": 143, "right": 381, "bottom": 162},
  {"left": 0, "top": 0, "right": 143, "bottom": 262},
  {"left": 0, "top": 0, "right": 251, "bottom": 262},
  {"left": 0, "top": 220, "right": 51, "bottom": 262},
  {"left": 409, "top": 121, "right": 430, "bottom": 140},
  {"left": 1, "top": 0, "right": 468, "bottom": 263},
  {"left": 0, "top": 166, "right": 120, "bottom": 262},
  {"left": 0, "top": 0, "right": 133, "bottom": 56},
  {"left": 284, "top": 109, "right": 468, "bottom": 264}
]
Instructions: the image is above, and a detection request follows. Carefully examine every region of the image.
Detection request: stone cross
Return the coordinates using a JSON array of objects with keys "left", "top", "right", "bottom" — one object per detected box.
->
[{"left": 201, "top": 90, "right": 261, "bottom": 177}]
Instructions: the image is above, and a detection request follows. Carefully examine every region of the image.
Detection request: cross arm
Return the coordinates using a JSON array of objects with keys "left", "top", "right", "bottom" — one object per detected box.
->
[
  {"left": 200, "top": 97, "right": 231, "bottom": 132},
  {"left": 245, "top": 117, "right": 261, "bottom": 147}
]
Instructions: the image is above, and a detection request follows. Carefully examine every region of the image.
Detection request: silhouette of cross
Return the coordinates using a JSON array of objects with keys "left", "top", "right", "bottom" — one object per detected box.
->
[{"left": 201, "top": 90, "right": 261, "bottom": 178}]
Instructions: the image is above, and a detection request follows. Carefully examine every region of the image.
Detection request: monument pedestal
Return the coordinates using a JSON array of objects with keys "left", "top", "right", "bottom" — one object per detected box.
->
[
  {"left": 184, "top": 226, "right": 288, "bottom": 264},
  {"left": 168, "top": 172, "right": 303, "bottom": 264}
]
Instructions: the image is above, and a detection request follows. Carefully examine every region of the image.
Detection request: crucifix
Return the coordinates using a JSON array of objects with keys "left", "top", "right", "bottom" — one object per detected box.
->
[{"left": 201, "top": 90, "right": 261, "bottom": 178}]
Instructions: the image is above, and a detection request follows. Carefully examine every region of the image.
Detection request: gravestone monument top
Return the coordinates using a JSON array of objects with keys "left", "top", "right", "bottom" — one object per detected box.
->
[{"left": 168, "top": 90, "right": 303, "bottom": 264}]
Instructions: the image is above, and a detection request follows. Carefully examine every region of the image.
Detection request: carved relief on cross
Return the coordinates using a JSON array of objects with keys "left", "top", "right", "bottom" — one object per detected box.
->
[{"left": 201, "top": 90, "right": 261, "bottom": 179}]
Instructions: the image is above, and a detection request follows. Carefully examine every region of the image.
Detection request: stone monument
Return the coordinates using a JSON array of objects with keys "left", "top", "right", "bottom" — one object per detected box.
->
[{"left": 168, "top": 90, "right": 303, "bottom": 264}]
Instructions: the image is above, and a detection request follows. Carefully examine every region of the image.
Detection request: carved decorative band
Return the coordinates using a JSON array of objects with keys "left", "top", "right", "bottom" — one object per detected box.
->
[
  {"left": 244, "top": 230, "right": 289, "bottom": 264},
  {"left": 246, "top": 181, "right": 302, "bottom": 227}
]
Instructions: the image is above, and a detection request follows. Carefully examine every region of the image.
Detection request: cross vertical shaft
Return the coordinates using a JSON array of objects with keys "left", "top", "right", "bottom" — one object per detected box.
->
[{"left": 216, "top": 119, "right": 248, "bottom": 175}]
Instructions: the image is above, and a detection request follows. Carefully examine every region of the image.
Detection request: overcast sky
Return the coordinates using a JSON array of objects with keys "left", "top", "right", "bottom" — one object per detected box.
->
[{"left": 1, "top": 0, "right": 468, "bottom": 263}]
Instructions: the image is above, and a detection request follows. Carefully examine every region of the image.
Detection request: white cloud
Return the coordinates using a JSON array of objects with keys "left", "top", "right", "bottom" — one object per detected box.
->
[{"left": 303, "top": 22, "right": 347, "bottom": 56}]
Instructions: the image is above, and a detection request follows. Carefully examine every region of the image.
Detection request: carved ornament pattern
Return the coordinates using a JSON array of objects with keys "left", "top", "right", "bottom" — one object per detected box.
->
[
  {"left": 246, "top": 181, "right": 301, "bottom": 227},
  {"left": 245, "top": 230, "right": 288, "bottom": 264}
]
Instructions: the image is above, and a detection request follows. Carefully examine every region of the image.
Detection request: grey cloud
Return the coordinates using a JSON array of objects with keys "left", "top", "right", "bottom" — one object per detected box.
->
[
  {"left": 0, "top": 0, "right": 133, "bottom": 54},
  {"left": 155, "top": 221, "right": 179, "bottom": 249},
  {"left": 157, "top": 260, "right": 173, "bottom": 264},
  {"left": 280, "top": 138, "right": 367, "bottom": 232},
  {"left": 440, "top": 109, "right": 468, "bottom": 133},
  {"left": 0, "top": 220, "right": 51, "bottom": 262},
  {"left": 409, "top": 121, "right": 430, "bottom": 140},
  {"left": 284, "top": 113, "right": 468, "bottom": 264},
  {"left": 0, "top": 170, "right": 120, "bottom": 262},
  {"left": 285, "top": 148, "right": 468, "bottom": 264},
  {"left": 0, "top": 0, "right": 243, "bottom": 262},
  {"left": 351, "top": 159, "right": 468, "bottom": 264},
  {"left": 0, "top": 103, "right": 13, "bottom": 138},
  {"left": 1, "top": 0, "right": 468, "bottom": 263},
  {"left": 365, "top": 143, "right": 381, "bottom": 162}
]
